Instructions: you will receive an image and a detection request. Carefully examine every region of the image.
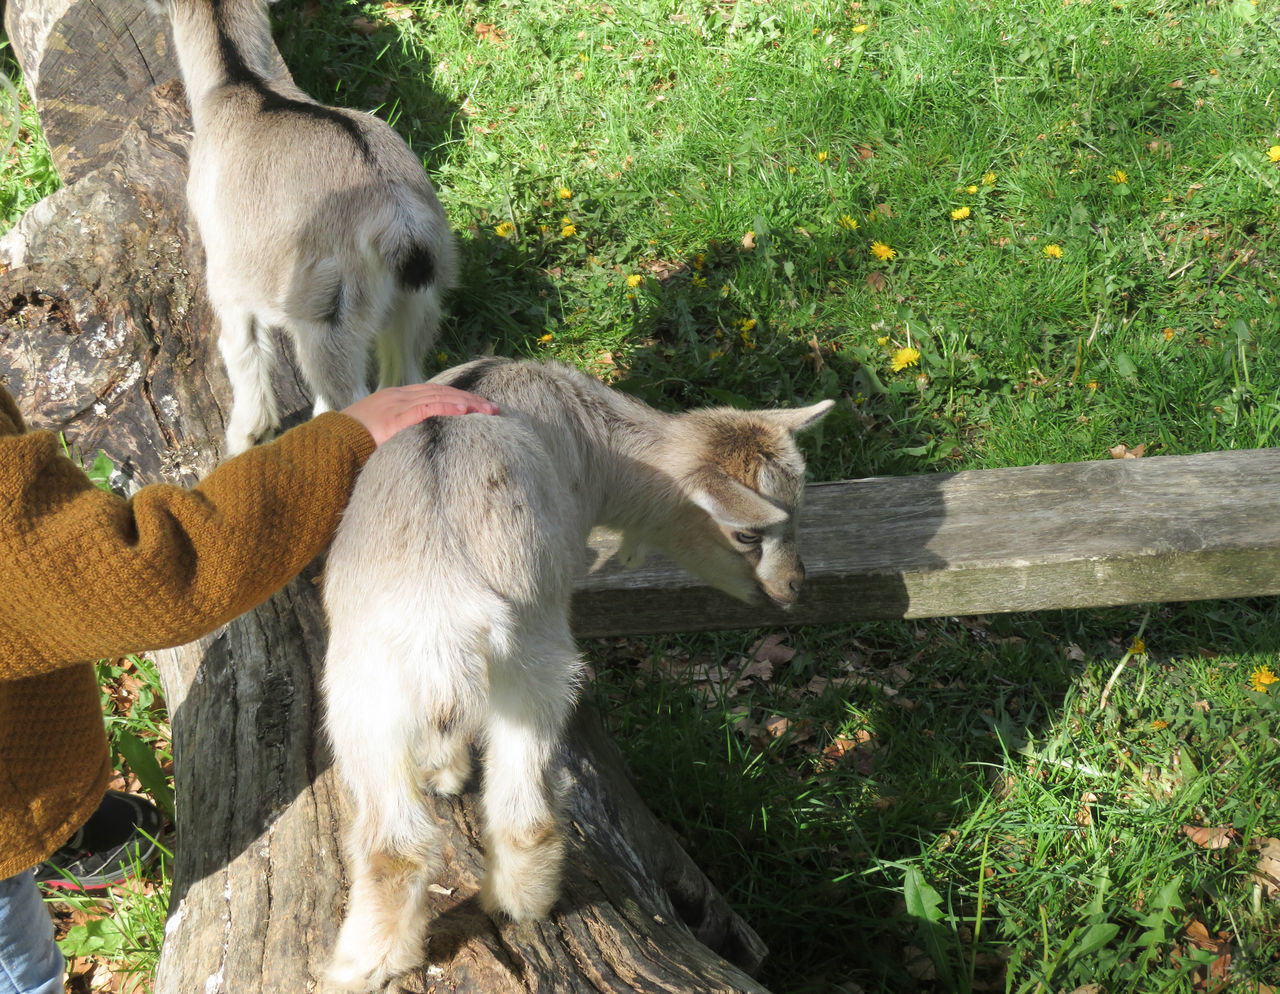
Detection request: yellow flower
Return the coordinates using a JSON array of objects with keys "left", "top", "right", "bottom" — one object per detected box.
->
[
  {"left": 876, "top": 335, "right": 890, "bottom": 346},
  {"left": 494, "top": 221, "right": 515, "bottom": 238},
  {"left": 838, "top": 214, "right": 859, "bottom": 231},
  {"left": 870, "top": 241, "right": 896, "bottom": 261},
  {"left": 1086, "top": 380, "right": 1099, "bottom": 391},
  {"left": 1249, "top": 665, "right": 1278, "bottom": 693},
  {"left": 1110, "top": 169, "right": 1128, "bottom": 184},
  {"left": 1043, "top": 244, "right": 1064, "bottom": 259},
  {"left": 561, "top": 223, "right": 577, "bottom": 237},
  {"left": 950, "top": 206, "right": 971, "bottom": 221},
  {"left": 741, "top": 330, "right": 757, "bottom": 350},
  {"left": 693, "top": 253, "right": 706, "bottom": 270},
  {"left": 1129, "top": 637, "right": 1146, "bottom": 656},
  {"left": 538, "top": 333, "right": 554, "bottom": 344},
  {"left": 626, "top": 274, "right": 643, "bottom": 288},
  {"left": 853, "top": 22, "right": 869, "bottom": 33},
  {"left": 1163, "top": 327, "right": 1175, "bottom": 341},
  {"left": 558, "top": 187, "right": 573, "bottom": 199},
  {"left": 817, "top": 150, "right": 829, "bottom": 162},
  {"left": 1268, "top": 146, "right": 1280, "bottom": 163},
  {"left": 738, "top": 318, "right": 757, "bottom": 332},
  {"left": 691, "top": 274, "right": 708, "bottom": 288},
  {"left": 436, "top": 351, "right": 449, "bottom": 363},
  {"left": 982, "top": 172, "right": 997, "bottom": 185},
  {"left": 709, "top": 349, "right": 724, "bottom": 360},
  {"left": 965, "top": 184, "right": 979, "bottom": 194},
  {"left": 1150, "top": 719, "right": 1169, "bottom": 730},
  {"left": 891, "top": 346, "right": 921, "bottom": 372}
]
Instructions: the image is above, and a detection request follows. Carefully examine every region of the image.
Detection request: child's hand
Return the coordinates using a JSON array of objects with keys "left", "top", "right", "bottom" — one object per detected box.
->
[{"left": 343, "top": 384, "right": 500, "bottom": 447}]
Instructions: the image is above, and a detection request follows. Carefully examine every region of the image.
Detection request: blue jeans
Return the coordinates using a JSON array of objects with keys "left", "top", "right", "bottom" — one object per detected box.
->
[{"left": 0, "top": 871, "right": 63, "bottom": 994}]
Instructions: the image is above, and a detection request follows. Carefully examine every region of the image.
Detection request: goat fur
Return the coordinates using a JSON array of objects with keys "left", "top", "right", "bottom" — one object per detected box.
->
[
  {"left": 321, "top": 358, "right": 832, "bottom": 990},
  {"left": 167, "top": 0, "right": 457, "bottom": 454}
]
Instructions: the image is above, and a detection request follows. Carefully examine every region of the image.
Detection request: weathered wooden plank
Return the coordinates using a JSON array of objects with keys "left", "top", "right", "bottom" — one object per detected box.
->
[{"left": 572, "top": 448, "right": 1280, "bottom": 637}]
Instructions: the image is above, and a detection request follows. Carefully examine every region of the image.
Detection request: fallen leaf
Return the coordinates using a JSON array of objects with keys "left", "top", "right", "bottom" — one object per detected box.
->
[
  {"left": 349, "top": 15, "right": 381, "bottom": 36},
  {"left": 1250, "top": 837, "right": 1280, "bottom": 898},
  {"left": 1108, "top": 442, "right": 1146, "bottom": 459},
  {"left": 742, "top": 230, "right": 757, "bottom": 250},
  {"left": 474, "top": 22, "right": 506, "bottom": 43},
  {"left": 749, "top": 633, "right": 796, "bottom": 666},
  {"left": 1183, "top": 825, "right": 1237, "bottom": 850},
  {"left": 865, "top": 271, "right": 886, "bottom": 292}
]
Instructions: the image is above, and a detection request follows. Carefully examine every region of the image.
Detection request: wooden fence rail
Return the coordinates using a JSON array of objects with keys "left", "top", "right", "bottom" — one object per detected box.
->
[{"left": 572, "top": 447, "right": 1280, "bottom": 638}]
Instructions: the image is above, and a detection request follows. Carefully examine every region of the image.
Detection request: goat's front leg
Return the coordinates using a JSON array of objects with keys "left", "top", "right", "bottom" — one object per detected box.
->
[
  {"left": 478, "top": 643, "right": 580, "bottom": 923},
  {"left": 217, "top": 306, "right": 279, "bottom": 454}
]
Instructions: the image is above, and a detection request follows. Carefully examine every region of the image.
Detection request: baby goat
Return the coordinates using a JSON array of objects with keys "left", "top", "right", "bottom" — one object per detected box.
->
[
  {"left": 321, "top": 358, "right": 832, "bottom": 991},
  {"left": 167, "top": 0, "right": 457, "bottom": 454}
]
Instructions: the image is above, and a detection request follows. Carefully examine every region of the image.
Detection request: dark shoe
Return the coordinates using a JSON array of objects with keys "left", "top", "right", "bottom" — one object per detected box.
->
[{"left": 33, "top": 791, "right": 164, "bottom": 891}]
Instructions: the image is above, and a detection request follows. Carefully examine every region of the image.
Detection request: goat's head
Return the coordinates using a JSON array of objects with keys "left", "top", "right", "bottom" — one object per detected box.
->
[{"left": 654, "top": 399, "right": 834, "bottom": 608}]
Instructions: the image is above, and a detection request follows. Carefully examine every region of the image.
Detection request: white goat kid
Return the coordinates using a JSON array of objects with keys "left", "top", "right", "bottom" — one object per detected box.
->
[
  {"left": 321, "top": 358, "right": 832, "bottom": 991},
  {"left": 167, "top": 0, "right": 457, "bottom": 454}
]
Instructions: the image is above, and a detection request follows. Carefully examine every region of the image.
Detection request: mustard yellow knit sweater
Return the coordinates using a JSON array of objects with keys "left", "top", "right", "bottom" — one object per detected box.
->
[{"left": 0, "top": 388, "right": 375, "bottom": 879}]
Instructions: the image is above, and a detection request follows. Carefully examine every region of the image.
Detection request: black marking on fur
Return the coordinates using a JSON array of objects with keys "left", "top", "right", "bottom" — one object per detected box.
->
[
  {"left": 413, "top": 415, "right": 447, "bottom": 455},
  {"left": 213, "top": 6, "right": 374, "bottom": 163},
  {"left": 398, "top": 243, "right": 436, "bottom": 290},
  {"left": 443, "top": 358, "right": 508, "bottom": 395}
]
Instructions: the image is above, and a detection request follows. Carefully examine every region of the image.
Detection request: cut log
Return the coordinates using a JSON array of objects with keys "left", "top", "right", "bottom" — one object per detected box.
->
[{"left": 1, "top": 2, "right": 768, "bottom": 992}]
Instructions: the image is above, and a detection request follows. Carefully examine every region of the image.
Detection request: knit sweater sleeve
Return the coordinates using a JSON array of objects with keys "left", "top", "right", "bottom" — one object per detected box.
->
[{"left": 0, "top": 405, "right": 376, "bottom": 676}]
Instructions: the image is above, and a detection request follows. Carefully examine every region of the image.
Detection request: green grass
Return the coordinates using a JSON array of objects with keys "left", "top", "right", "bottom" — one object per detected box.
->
[{"left": 5, "top": 0, "right": 1280, "bottom": 990}]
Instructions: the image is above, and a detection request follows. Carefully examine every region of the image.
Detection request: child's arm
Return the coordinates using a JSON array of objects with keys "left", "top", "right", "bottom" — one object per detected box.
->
[{"left": 0, "top": 384, "right": 496, "bottom": 677}]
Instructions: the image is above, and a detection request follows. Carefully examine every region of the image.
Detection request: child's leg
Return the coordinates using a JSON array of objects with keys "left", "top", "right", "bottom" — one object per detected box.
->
[{"left": 0, "top": 870, "right": 63, "bottom": 994}]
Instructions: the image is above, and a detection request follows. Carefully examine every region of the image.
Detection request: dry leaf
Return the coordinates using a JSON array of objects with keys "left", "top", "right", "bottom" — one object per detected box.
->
[
  {"left": 1182, "top": 825, "right": 1237, "bottom": 850},
  {"left": 349, "top": 15, "right": 381, "bottom": 36},
  {"left": 474, "top": 22, "right": 506, "bottom": 43},
  {"left": 1250, "top": 837, "right": 1280, "bottom": 898},
  {"left": 1108, "top": 442, "right": 1146, "bottom": 459},
  {"left": 742, "top": 230, "right": 757, "bottom": 250},
  {"left": 865, "top": 271, "right": 886, "bottom": 292},
  {"left": 749, "top": 633, "right": 796, "bottom": 666},
  {"left": 380, "top": 2, "right": 414, "bottom": 21}
]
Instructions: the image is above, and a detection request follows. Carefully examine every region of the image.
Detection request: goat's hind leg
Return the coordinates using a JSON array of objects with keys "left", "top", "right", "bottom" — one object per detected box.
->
[
  {"left": 327, "top": 771, "right": 445, "bottom": 993},
  {"left": 479, "top": 636, "right": 581, "bottom": 923},
  {"left": 217, "top": 306, "right": 279, "bottom": 455},
  {"left": 292, "top": 312, "right": 371, "bottom": 418}
]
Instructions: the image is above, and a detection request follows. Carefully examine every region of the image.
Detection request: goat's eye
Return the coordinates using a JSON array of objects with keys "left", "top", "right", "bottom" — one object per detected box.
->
[{"left": 733, "top": 531, "right": 762, "bottom": 546}]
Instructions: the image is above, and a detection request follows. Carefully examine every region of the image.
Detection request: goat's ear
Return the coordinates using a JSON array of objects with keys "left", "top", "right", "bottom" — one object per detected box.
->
[
  {"left": 757, "top": 399, "right": 836, "bottom": 434},
  {"left": 686, "top": 469, "right": 789, "bottom": 530}
]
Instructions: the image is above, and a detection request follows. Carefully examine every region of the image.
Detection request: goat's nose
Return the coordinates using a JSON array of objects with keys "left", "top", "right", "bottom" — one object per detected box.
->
[{"left": 788, "top": 563, "right": 806, "bottom": 595}]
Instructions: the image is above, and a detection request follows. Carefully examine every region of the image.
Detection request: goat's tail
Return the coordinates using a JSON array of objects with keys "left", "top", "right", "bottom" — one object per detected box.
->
[{"left": 375, "top": 187, "right": 459, "bottom": 295}]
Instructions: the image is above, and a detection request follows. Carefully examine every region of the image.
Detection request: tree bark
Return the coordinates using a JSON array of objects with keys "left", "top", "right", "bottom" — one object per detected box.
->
[{"left": 1, "top": 2, "right": 769, "bottom": 991}]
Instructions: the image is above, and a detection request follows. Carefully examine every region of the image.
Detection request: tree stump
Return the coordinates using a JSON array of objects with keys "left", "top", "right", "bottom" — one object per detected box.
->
[{"left": 1, "top": 1, "right": 770, "bottom": 990}]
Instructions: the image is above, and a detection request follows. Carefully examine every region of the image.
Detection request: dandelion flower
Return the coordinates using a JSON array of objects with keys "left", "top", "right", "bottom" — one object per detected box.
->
[
  {"left": 891, "top": 346, "right": 921, "bottom": 372},
  {"left": 738, "top": 318, "right": 757, "bottom": 332},
  {"left": 817, "top": 150, "right": 829, "bottom": 163},
  {"left": 741, "top": 330, "right": 757, "bottom": 350},
  {"left": 1268, "top": 146, "right": 1280, "bottom": 163},
  {"left": 876, "top": 335, "right": 890, "bottom": 346},
  {"left": 965, "top": 184, "right": 978, "bottom": 195},
  {"left": 950, "top": 206, "right": 971, "bottom": 221},
  {"left": 561, "top": 222, "right": 577, "bottom": 237},
  {"left": 1086, "top": 380, "right": 1099, "bottom": 391},
  {"left": 838, "top": 214, "right": 859, "bottom": 231},
  {"left": 1249, "top": 665, "right": 1278, "bottom": 693},
  {"left": 1163, "top": 327, "right": 1175, "bottom": 341},
  {"left": 693, "top": 253, "right": 706, "bottom": 270},
  {"left": 853, "top": 22, "right": 869, "bottom": 33},
  {"left": 982, "top": 172, "right": 997, "bottom": 185},
  {"left": 538, "top": 333, "right": 554, "bottom": 344},
  {"left": 1129, "top": 637, "right": 1146, "bottom": 656},
  {"left": 691, "top": 274, "right": 708, "bottom": 288},
  {"left": 1150, "top": 719, "right": 1169, "bottom": 730},
  {"left": 558, "top": 187, "right": 573, "bottom": 199},
  {"left": 870, "top": 241, "right": 896, "bottom": 261},
  {"left": 1043, "top": 243, "right": 1064, "bottom": 259},
  {"left": 626, "top": 274, "right": 644, "bottom": 288},
  {"left": 436, "top": 351, "right": 449, "bottom": 364},
  {"left": 494, "top": 220, "right": 515, "bottom": 238},
  {"left": 1110, "top": 169, "right": 1128, "bottom": 184}
]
